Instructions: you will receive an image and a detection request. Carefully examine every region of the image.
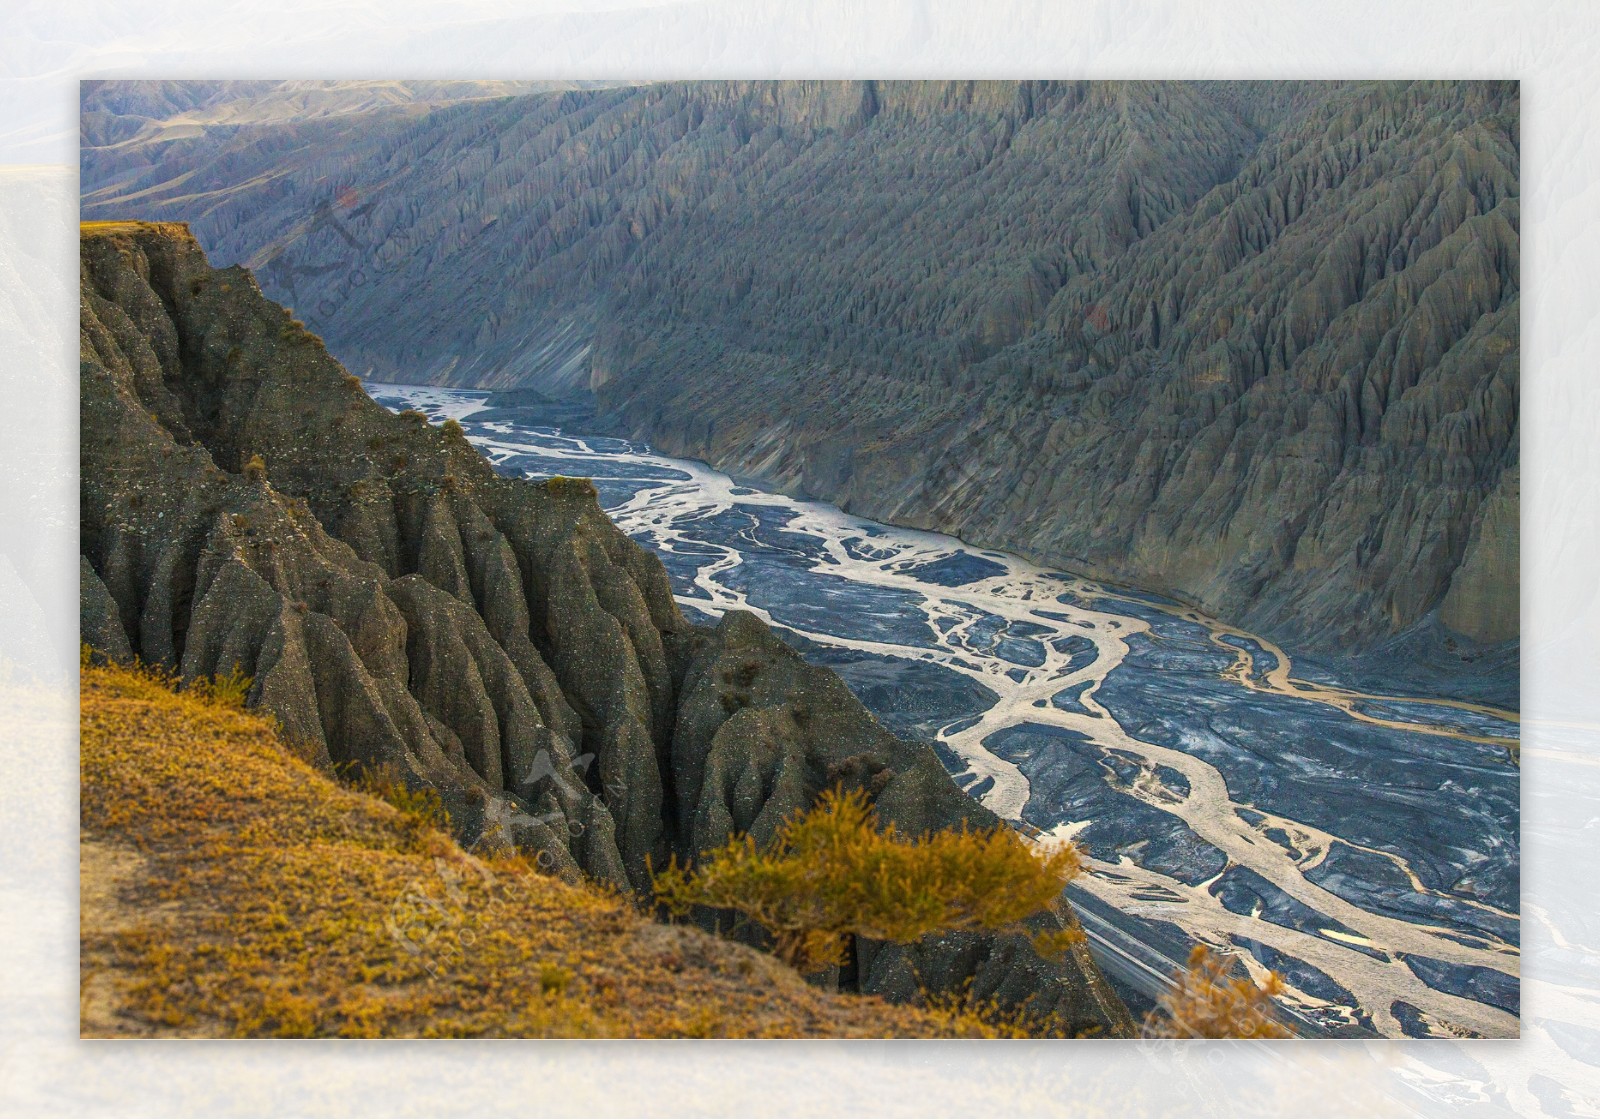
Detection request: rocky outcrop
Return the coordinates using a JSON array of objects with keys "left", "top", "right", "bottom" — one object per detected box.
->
[
  {"left": 80, "top": 80, "right": 1518, "bottom": 670},
  {"left": 78, "top": 222, "right": 1131, "bottom": 1035}
]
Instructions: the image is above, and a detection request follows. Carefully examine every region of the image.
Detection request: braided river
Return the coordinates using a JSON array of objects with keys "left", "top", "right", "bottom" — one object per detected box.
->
[{"left": 375, "top": 383, "right": 1521, "bottom": 1039}]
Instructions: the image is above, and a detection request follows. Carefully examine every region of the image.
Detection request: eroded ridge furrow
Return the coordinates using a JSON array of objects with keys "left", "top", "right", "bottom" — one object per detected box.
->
[
  {"left": 395, "top": 384, "right": 1520, "bottom": 1039},
  {"left": 79, "top": 227, "right": 1135, "bottom": 1037}
]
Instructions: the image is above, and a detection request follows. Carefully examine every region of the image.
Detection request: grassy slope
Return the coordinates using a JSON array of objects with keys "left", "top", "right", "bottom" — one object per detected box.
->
[{"left": 79, "top": 662, "right": 987, "bottom": 1038}]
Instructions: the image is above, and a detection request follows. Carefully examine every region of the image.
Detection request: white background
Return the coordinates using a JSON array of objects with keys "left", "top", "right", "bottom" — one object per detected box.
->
[{"left": 2, "top": 2, "right": 1596, "bottom": 1115}]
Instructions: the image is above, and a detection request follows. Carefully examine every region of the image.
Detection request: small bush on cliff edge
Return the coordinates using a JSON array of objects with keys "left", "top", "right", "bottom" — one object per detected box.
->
[
  {"left": 347, "top": 761, "right": 452, "bottom": 837},
  {"left": 652, "top": 785, "right": 1085, "bottom": 975},
  {"left": 542, "top": 475, "right": 597, "bottom": 499},
  {"left": 186, "top": 662, "right": 252, "bottom": 709}
]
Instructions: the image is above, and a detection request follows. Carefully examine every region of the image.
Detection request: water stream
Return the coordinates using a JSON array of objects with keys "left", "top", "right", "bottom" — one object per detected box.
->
[{"left": 375, "top": 383, "right": 1520, "bottom": 1039}]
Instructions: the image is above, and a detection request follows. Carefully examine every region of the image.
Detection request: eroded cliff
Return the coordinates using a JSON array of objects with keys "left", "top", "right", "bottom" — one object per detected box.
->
[{"left": 78, "top": 222, "right": 1131, "bottom": 1033}]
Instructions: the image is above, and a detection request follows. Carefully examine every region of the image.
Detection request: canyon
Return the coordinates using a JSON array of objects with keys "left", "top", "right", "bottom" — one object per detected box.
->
[
  {"left": 80, "top": 80, "right": 1520, "bottom": 676},
  {"left": 78, "top": 221, "right": 1131, "bottom": 1033}
]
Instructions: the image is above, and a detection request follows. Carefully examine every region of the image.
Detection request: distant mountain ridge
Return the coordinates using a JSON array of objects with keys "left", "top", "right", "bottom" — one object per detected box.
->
[
  {"left": 80, "top": 80, "right": 1519, "bottom": 674},
  {"left": 78, "top": 80, "right": 620, "bottom": 147}
]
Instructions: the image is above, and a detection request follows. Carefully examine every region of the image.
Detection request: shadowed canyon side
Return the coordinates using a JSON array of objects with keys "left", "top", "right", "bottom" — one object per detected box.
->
[
  {"left": 79, "top": 79, "right": 1519, "bottom": 673},
  {"left": 77, "top": 222, "right": 1132, "bottom": 1034}
]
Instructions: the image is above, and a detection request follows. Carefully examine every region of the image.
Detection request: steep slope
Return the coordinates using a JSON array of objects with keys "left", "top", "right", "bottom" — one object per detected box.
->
[
  {"left": 598, "top": 81, "right": 1519, "bottom": 657},
  {"left": 78, "top": 221, "right": 1131, "bottom": 1034},
  {"left": 78, "top": 79, "right": 1519, "bottom": 666},
  {"left": 79, "top": 659, "right": 1022, "bottom": 1038}
]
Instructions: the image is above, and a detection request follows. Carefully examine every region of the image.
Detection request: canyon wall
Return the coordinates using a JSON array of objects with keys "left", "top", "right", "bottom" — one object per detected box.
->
[
  {"left": 78, "top": 221, "right": 1132, "bottom": 1033},
  {"left": 80, "top": 79, "right": 1519, "bottom": 663}
]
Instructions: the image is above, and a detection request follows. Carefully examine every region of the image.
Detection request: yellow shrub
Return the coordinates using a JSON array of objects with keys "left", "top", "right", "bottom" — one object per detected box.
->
[
  {"left": 1142, "top": 944, "right": 1293, "bottom": 1039},
  {"left": 187, "top": 662, "right": 251, "bottom": 709},
  {"left": 349, "top": 762, "right": 451, "bottom": 835},
  {"left": 653, "top": 786, "right": 1084, "bottom": 974}
]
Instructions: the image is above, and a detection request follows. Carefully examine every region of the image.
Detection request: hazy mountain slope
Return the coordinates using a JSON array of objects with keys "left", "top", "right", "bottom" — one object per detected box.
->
[
  {"left": 78, "top": 221, "right": 1131, "bottom": 1033},
  {"left": 79, "top": 79, "right": 1519, "bottom": 663},
  {"left": 78, "top": 80, "right": 606, "bottom": 147}
]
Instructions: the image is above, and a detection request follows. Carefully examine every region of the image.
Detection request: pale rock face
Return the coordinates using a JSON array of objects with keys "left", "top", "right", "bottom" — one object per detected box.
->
[
  {"left": 78, "top": 223, "right": 1132, "bottom": 1036},
  {"left": 81, "top": 79, "right": 1518, "bottom": 661}
]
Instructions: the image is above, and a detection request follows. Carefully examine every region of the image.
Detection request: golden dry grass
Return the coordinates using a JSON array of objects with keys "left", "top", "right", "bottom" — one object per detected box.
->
[
  {"left": 80, "top": 220, "right": 193, "bottom": 241},
  {"left": 79, "top": 661, "right": 1029, "bottom": 1038}
]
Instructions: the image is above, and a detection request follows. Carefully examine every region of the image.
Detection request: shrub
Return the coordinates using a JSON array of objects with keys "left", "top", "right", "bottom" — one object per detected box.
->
[
  {"left": 652, "top": 786, "right": 1084, "bottom": 975},
  {"left": 917, "top": 976, "right": 1103, "bottom": 1039},
  {"left": 349, "top": 762, "right": 451, "bottom": 836},
  {"left": 77, "top": 647, "right": 254, "bottom": 715},
  {"left": 441, "top": 417, "right": 464, "bottom": 439},
  {"left": 543, "top": 475, "right": 597, "bottom": 499},
  {"left": 243, "top": 453, "right": 267, "bottom": 482},
  {"left": 538, "top": 962, "right": 573, "bottom": 996},
  {"left": 1142, "top": 944, "right": 1293, "bottom": 1039},
  {"left": 187, "top": 662, "right": 252, "bottom": 710}
]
